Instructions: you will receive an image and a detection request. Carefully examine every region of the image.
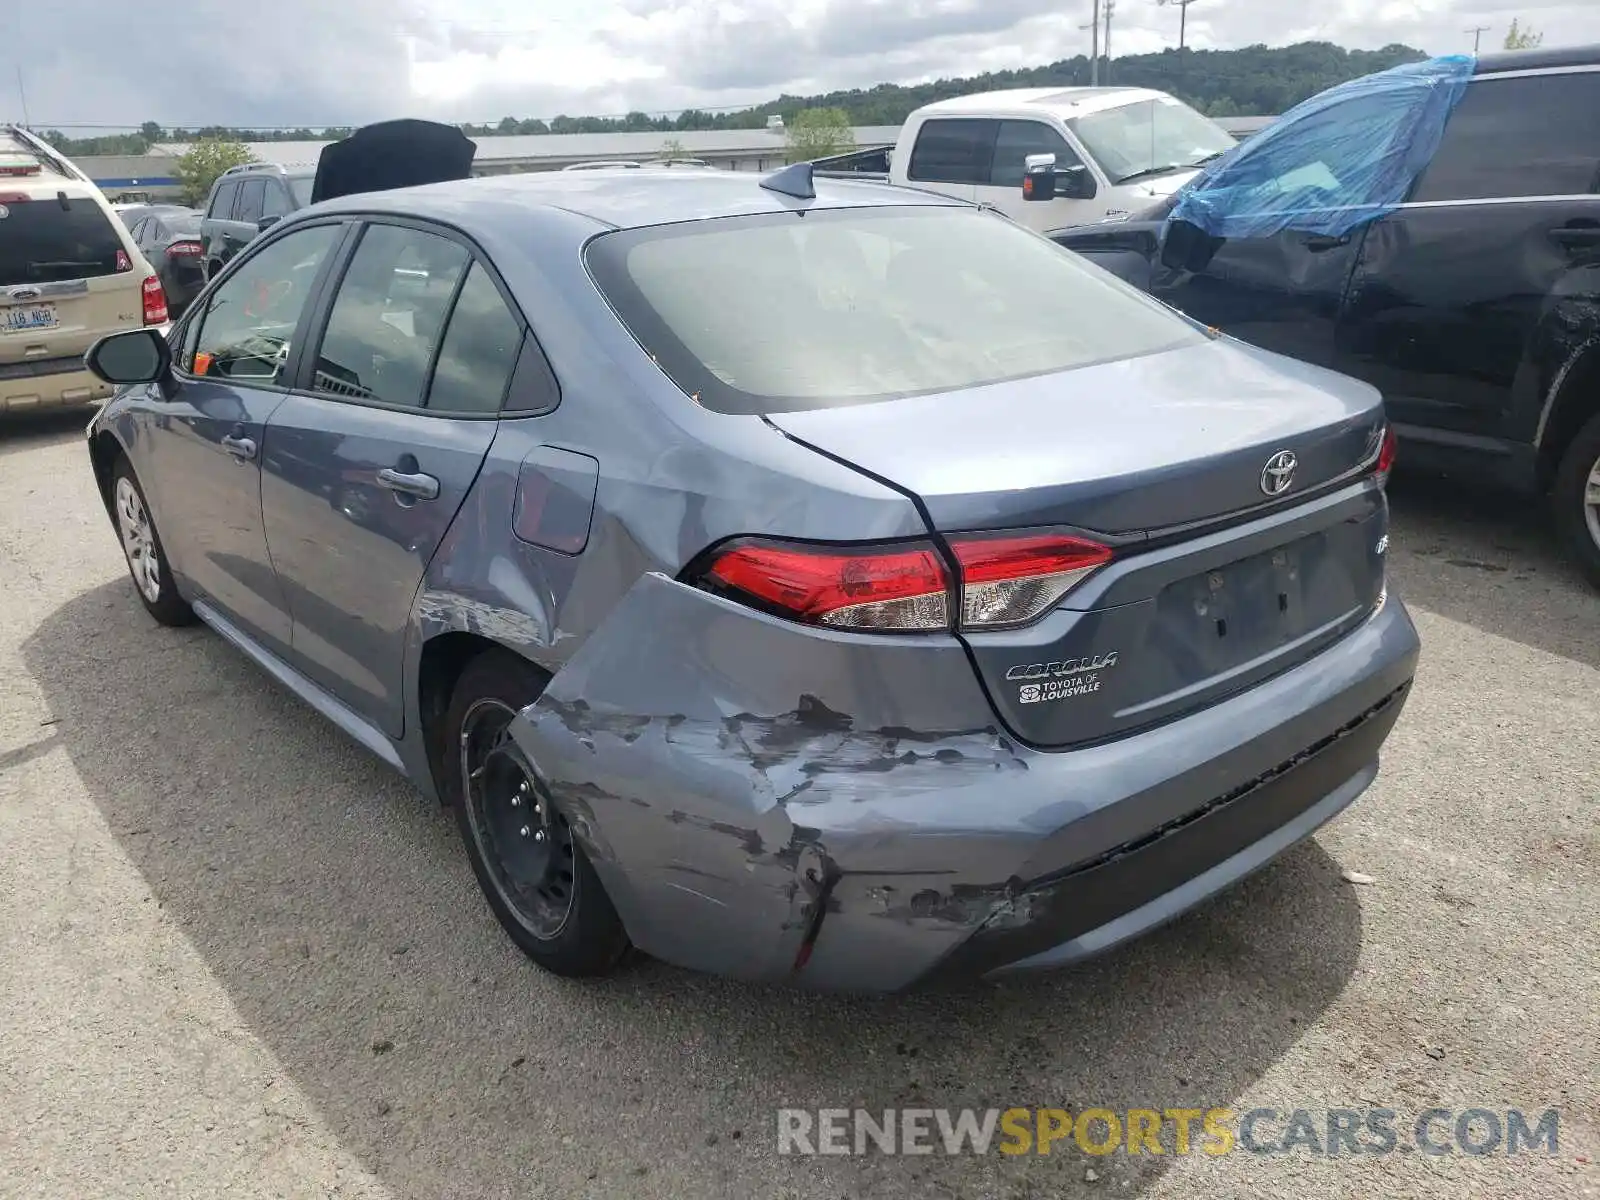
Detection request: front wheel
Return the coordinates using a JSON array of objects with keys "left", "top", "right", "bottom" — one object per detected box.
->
[
  {"left": 1551, "top": 410, "right": 1600, "bottom": 590},
  {"left": 444, "top": 650, "right": 629, "bottom": 977},
  {"left": 111, "top": 458, "right": 195, "bottom": 626}
]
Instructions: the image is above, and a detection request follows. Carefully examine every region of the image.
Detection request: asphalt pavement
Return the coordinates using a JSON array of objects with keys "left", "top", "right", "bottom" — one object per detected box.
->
[{"left": 0, "top": 408, "right": 1595, "bottom": 1200}]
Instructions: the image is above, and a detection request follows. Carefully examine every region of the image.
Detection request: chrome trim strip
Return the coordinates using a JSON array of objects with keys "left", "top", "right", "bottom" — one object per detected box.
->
[
  {"left": 1398, "top": 195, "right": 1600, "bottom": 210},
  {"left": 1475, "top": 65, "right": 1600, "bottom": 82}
]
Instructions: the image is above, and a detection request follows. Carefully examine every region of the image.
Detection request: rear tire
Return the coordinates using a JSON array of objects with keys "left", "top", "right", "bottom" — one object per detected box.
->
[
  {"left": 110, "top": 457, "right": 195, "bottom": 627},
  {"left": 443, "top": 650, "right": 629, "bottom": 978},
  {"left": 1551, "top": 410, "right": 1600, "bottom": 590}
]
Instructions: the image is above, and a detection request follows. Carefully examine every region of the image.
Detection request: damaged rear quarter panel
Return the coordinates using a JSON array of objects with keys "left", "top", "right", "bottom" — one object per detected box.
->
[{"left": 507, "top": 570, "right": 1043, "bottom": 989}]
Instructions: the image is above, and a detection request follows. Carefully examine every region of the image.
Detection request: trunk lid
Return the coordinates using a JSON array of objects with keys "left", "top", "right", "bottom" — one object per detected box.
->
[
  {"left": 767, "top": 337, "right": 1389, "bottom": 749},
  {"left": 766, "top": 337, "right": 1383, "bottom": 536},
  {"left": 311, "top": 119, "right": 478, "bottom": 204}
]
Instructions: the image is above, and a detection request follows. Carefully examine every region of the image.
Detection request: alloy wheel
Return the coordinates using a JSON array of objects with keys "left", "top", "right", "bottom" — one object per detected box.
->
[
  {"left": 459, "top": 699, "right": 577, "bottom": 941},
  {"left": 114, "top": 476, "right": 162, "bottom": 604}
]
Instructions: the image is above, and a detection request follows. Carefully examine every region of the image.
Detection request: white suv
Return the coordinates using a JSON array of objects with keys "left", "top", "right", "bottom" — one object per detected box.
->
[{"left": 1, "top": 126, "right": 167, "bottom": 413}]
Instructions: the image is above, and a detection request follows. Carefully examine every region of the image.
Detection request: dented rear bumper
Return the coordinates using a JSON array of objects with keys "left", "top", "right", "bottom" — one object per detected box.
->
[{"left": 509, "top": 573, "right": 1420, "bottom": 992}]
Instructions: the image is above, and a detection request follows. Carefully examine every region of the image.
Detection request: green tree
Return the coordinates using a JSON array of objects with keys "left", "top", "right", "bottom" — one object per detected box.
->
[
  {"left": 139, "top": 121, "right": 164, "bottom": 143},
  {"left": 173, "top": 137, "right": 256, "bottom": 206},
  {"left": 784, "top": 107, "right": 856, "bottom": 162},
  {"left": 1504, "top": 19, "right": 1544, "bottom": 50}
]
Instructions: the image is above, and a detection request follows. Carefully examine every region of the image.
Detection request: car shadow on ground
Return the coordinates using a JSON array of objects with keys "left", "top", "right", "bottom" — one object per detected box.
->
[
  {"left": 25, "top": 579, "right": 1364, "bottom": 1199},
  {"left": 1385, "top": 471, "right": 1598, "bottom": 668}
]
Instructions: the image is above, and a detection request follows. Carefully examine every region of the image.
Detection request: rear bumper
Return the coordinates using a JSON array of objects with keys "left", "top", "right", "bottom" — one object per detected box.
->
[
  {"left": 0, "top": 356, "right": 112, "bottom": 411},
  {"left": 510, "top": 574, "right": 1420, "bottom": 993}
]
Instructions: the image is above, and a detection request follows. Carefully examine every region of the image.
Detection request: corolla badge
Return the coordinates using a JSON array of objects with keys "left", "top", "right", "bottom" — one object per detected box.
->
[
  {"left": 1008, "top": 652, "right": 1120, "bottom": 705},
  {"left": 1260, "top": 450, "right": 1297, "bottom": 496}
]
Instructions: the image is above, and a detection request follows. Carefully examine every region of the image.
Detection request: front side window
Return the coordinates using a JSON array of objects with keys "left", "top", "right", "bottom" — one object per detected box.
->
[
  {"left": 187, "top": 223, "right": 341, "bottom": 381},
  {"left": 586, "top": 206, "right": 1204, "bottom": 415},
  {"left": 1070, "top": 98, "right": 1235, "bottom": 184},
  {"left": 1411, "top": 73, "right": 1600, "bottom": 202},
  {"left": 261, "top": 183, "right": 291, "bottom": 219},
  {"left": 235, "top": 179, "right": 266, "bottom": 225},
  {"left": 310, "top": 223, "right": 470, "bottom": 408},
  {"left": 907, "top": 119, "right": 996, "bottom": 185},
  {"left": 0, "top": 196, "right": 128, "bottom": 286},
  {"left": 990, "top": 120, "right": 1082, "bottom": 187}
]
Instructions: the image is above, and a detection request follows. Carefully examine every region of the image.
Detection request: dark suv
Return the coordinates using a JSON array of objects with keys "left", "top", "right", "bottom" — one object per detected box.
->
[
  {"left": 199, "top": 162, "right": 315, "bottom": 281},
  {"left": 1051, "top": 45, "right": 1600, "bottom": 586}
]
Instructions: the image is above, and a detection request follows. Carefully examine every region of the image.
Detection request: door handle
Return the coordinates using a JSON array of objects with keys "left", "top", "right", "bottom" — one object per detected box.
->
[
  {"left": 220, "top": 433, "right": 257, "bottom": 461},
  {"left": 376, "top": 468, "right": 440, "bottom": 501},
  {"left": 1303, "top": 233, "right": 1350, "bottom": 252},
  {"left": 1550, "top": 226, "right": 1600, "bottom": 248}
]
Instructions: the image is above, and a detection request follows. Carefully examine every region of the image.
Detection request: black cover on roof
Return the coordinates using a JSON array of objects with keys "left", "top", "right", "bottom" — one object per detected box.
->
[{"left": 310, "top": 119, "right": 477, "bottom": 204}]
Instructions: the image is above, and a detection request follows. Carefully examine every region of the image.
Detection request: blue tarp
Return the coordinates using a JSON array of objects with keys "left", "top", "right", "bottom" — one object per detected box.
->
[{"left": 1168, "top": 55, "right": 1476, "bottom": 239}]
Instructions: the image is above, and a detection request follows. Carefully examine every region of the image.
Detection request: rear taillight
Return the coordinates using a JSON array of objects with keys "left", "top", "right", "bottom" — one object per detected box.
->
[
  {"left": 949, "top": 533, "right": 1114, "bottom": 630},
  {"left": 166, "top": 240, "right": 203, "bottom": 257},
  {"left": 705, "top": 540, "right": 950, "bottom": 632},
  {"left": 695, "top": 531, "right": 1114, "bottom": 634},
  {"left": 1375, "top": 424, "right": 1397, "bottom": 486},
  {"left": 141, "top": 275, "right": 168, "bottom": 325}
]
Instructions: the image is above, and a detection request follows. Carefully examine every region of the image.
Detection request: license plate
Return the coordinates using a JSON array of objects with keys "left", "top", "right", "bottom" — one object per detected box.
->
[{"left": 0, "top": 303, "right": 57, "bottom": 333}]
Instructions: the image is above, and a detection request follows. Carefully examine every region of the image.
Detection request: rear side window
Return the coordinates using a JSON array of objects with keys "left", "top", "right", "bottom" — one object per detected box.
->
[
  {"left": 310, "top": 223, "right": 470, "bottom": 408},
  {"left": 907, "top": 119, "right": 996, "bottom": 185},
  {"left": 585, "top": 206, "right": 1204, "bottom": 415},
  {"left": 1411, "top": 72, "right": 1600, "bottom": 202},
  {"left": 289, "top": 177, "right": 315, "bottom": 206},
  {"left": 425, "top": 262, "right": 522, "bottom": 414},
  {"left": 208, "top": 180, "right": 238, "bottom": 219},
  {"left": 0, "top": 196, "right": 127, "bottom": 285}
]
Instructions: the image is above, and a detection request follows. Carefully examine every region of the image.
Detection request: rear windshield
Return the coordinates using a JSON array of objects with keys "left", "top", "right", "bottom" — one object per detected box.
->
[
  {"left": 0, "top": 195, "right": 126, "bottom": 286},
  {"left": 167, "top": 213, "right": 203, "bottom": 235},
  {"left": 289, "top": 176, "right": 315, "bottom": 206},
  {"left": 584, "top": 205, "right": 1203, "bottom": 414}
]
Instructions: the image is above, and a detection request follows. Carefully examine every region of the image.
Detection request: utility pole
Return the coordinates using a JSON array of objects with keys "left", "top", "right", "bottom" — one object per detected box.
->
[
  {"left": 1465, "top": 25, "right": 1490, "bottom": 53},
  {"left": 1083, "top": 0, "right": 1101, "bottom": 87},
  {"left": 1159, "top": 0, "right": 1199, "bottom": 51},
  {"left": 1103, "top": 0, "right": 1116, "bottom": 83}
]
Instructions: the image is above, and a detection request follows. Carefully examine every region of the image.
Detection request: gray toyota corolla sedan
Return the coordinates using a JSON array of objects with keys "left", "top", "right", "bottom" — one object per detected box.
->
[{"left": 81, "top": 151, "right": 1420, "bottom": 992}]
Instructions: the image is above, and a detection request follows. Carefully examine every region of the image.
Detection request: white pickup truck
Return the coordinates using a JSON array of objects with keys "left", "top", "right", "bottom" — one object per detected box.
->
[{"left": 815, "top": 87, "right": 1238, "bottom": 232}]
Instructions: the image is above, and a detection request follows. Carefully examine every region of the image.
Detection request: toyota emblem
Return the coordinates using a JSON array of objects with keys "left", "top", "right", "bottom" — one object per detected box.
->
[{"left": 1260, "top": 450, "right": 1297, "bottom": 496}]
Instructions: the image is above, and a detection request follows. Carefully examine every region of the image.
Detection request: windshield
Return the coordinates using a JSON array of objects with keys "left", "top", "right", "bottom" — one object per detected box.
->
[
  {"left": 289, "top": 176, "right": 315, "bottom": 206},
  {"left": 1070, "top": 98, "right": 1236, "bottom": 185},
  {"left": 0, "top": 195, "right": 126, "bottom": 286},
  {"left": 585, "top": 206, "right": 1203, "bottom": 415}
]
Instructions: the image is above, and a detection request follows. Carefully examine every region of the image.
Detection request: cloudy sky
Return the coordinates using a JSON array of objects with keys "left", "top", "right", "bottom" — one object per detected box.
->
[{"left": 6, "top": 0, "right": 1599, "bottom": 131}]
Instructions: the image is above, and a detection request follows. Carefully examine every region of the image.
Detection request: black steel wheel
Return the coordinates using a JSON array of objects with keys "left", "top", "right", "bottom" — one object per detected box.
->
[{"left": 444, "top": 650, "right": 629, "bottom": 976}]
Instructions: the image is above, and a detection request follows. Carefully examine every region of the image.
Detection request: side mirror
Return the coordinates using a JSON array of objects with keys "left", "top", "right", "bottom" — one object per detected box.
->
[
  {"left": 1022, "top": 153, "right": 1057, "bottom": 203},
  {"left": 84, "top": 328, "right": 171, "bottom": 386},
  {"left": 1022, "top": 154, "right": 1098, "bottom": 202},
  {"left": 258, "top": 215, "right": 281, "bottom": 232}
]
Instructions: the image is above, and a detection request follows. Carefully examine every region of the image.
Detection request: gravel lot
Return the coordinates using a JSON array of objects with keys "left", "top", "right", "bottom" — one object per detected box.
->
[{"left": 1, "top": 408, "right": 1595, "bottom": 1200}]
